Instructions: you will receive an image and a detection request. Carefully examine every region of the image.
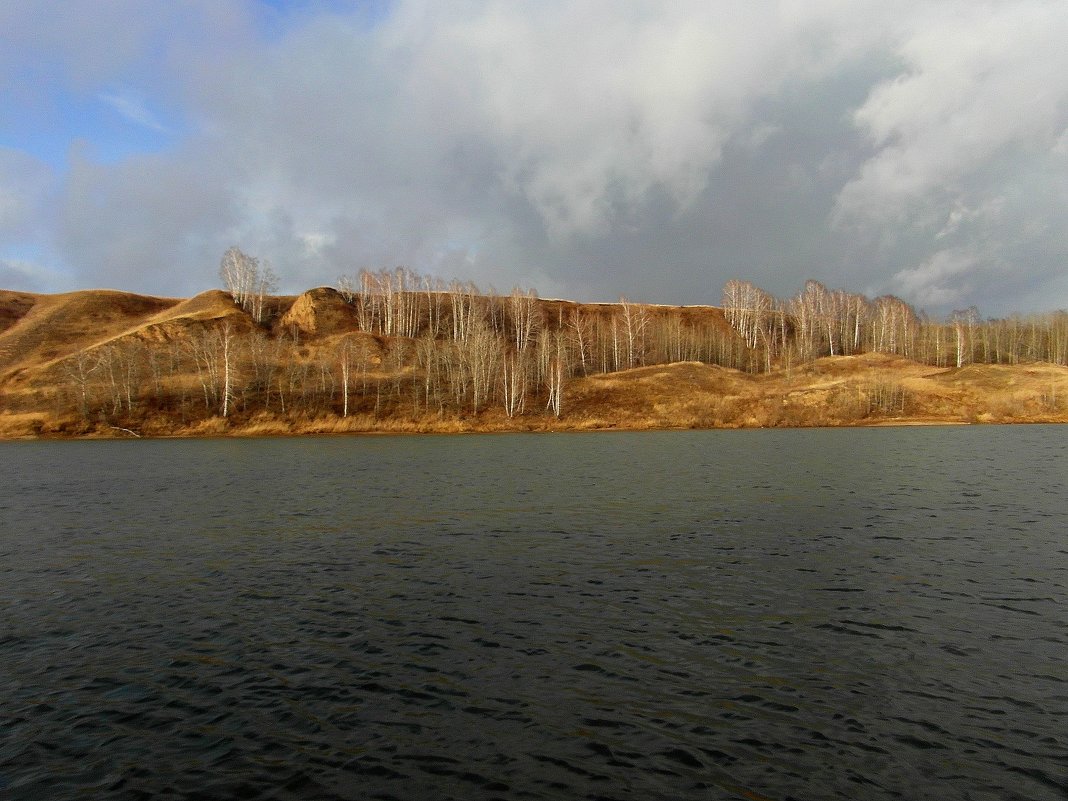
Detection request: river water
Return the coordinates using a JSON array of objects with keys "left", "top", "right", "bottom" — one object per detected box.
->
[{"left": 1, "top": 426, "right": 1065, "bottom": 800}]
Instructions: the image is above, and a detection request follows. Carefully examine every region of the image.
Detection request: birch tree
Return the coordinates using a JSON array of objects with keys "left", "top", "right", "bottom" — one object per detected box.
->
[
  {"left": 63, "top": 349, "right": 102, "bottom": 419},
  {"left": 509, "top": 287, "right": 539, "bottom": 355},
  {"left": 619, "top": 297, "right": 649, "bottom": 368},
  {"left": 539, "top": 329, "right": 568, "bottom": 417},
  {"left": 219, "top": 247, "right": 276, "bottom": 322},
  {"left": 566, "top": 307, "right": 593, "bottom": 375},
  {"left": 221, "top": 321, "right": 235, "bottom": 418},
  {"left": 951, "top": 307, "right": 980, "bottom": 368}
]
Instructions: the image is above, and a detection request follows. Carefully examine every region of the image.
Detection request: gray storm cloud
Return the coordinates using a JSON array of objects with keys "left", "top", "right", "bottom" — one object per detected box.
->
[{"left": 1, "top": 0, "right": 1065, "bottom": 315}]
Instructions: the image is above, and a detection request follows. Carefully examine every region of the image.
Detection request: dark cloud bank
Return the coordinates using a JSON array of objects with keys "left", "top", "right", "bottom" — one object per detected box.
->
[{"left": 1, "top": 1, "right": 1066, "bottom": 317}]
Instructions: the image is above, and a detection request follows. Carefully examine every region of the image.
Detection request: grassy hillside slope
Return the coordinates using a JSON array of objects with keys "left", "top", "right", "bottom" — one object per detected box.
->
[{"left": 0, "top": 287, "right": 1065, "bottom": 438}]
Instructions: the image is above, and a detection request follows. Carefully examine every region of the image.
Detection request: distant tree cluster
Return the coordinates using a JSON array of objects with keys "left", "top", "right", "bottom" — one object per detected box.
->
[
  {"left": 721, "top": 278, "right": 1068, "bottom": 370},
  {"left": 323, "top": 267, "right": 745, "bottom": 420},
  {"left": 219, "top": 247, "right": 277, "bottom": 323}
]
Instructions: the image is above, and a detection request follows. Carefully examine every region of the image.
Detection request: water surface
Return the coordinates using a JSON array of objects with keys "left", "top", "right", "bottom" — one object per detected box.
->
[{"left": 1, "top": 427, "right": 1066, "bottom": 799}]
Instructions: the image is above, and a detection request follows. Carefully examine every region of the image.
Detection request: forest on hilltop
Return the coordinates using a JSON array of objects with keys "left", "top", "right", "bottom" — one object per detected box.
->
[{"left": 1, "top": 247, "right": 1066, "bottom": 438}]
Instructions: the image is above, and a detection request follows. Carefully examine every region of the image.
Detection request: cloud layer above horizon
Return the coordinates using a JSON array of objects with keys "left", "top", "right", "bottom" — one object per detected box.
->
[{"left": 2, "top": 0, "right": 1066, "bottom": 316}]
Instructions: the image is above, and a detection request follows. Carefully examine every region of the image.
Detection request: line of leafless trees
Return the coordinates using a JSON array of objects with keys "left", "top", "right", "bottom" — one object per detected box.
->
[
  {"left": 310, "top": 268, "right": 747, "bottom": 420},
  {"left": 41, "top": 253, "right": 1067, "bottom": 427},
  {"left": 48, "top": 269, "right": 743, "bottom": 425},
  {"left": 722, "top": 278, "right": 1068, "bottom": 370}
]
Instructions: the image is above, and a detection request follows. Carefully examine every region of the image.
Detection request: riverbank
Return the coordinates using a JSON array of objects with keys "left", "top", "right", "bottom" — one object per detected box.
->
[
  {"left": 2, "top": 287, "right": 1066, "bottom": 440},
  {"left": 0, "top": 414, "right": 993, "bottom": 441},
  {"left": 3, "top": 354, "right": 1065, "bottom": 440}
]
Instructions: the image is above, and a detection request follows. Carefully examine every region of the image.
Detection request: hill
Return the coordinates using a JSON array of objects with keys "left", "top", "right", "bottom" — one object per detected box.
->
[
  {"left": 0, "top": 290, "right": 177, "bottom": 374},
  {"left": 0, "top": 286, "right": 1065, "bottom": 438}
]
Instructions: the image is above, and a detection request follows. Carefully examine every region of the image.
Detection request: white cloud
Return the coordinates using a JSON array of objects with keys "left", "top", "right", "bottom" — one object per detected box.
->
[
  {"left": 835, "top": 1, "right": 1068, "bottom": 225},
  {"left": 1, "top": 1, "right": 1066, "bottom": 314},
  {"left": 891, "top": 246, "right": 986, "bottom": 308},
  {"left": 99, "top": 90, "right": 170, "bottom": 133},
  {"left": 1054, "top": 128, "right": 1068, "bottom": 156},
  {"left": 935, "top": 197, "right": 1005, "bottom": 240},
  {"left": 187, "top": 0, "right": 887, "bottom": 245},
  {"left": 0, "top": 147, "right": 53, "bottom": 238},
  {"left": 383, "top": 1, "right": 887, "bottom": 238},
  {"left": 0, "top": 257, "right": 63, "bottom": 293}
]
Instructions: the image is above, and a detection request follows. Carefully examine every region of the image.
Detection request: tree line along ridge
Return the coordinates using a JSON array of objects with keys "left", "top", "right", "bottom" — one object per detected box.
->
[{"left": 1, "top": 246, "right": 1065, "bottom": 435}]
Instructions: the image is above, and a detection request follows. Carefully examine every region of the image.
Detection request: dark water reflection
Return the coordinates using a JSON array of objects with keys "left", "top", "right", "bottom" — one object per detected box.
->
[{"left": 1, "top": 427, "right": 1066, "bottom": 800}]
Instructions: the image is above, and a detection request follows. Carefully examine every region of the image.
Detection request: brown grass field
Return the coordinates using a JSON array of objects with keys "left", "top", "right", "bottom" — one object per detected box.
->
[{"left": 1, "top": 288, "right": 1066, "bottom": 439}]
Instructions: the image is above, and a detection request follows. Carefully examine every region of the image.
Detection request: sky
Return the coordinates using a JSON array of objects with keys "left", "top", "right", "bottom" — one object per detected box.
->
[{"left": 1, "top": 0, "right": 1066, "bottom": 317}]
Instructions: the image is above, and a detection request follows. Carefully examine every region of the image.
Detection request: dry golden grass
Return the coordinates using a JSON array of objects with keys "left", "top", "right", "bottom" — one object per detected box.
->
[
  {"left": 0, "top": 412, "right": 47, "bottom": 438},
  {"left": 144, "top": 289, "right": 235, "bottom": 323},
  {"left": 0, "top": 290, "right": 178, "bottom": 378},
  {"left": 566, "top": 355, "right": 1068, "bottom": 429},
  {"left": 0, "top": 290, "right": 38, "bottom": 336},
  {"left": 1, "top": 288, "right": 1066, "bottom": 439}
]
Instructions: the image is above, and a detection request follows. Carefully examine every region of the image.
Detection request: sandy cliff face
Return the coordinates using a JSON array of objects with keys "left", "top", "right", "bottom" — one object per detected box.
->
[{"left": 279, "top": 287, "right": 360, "bottom": 337}]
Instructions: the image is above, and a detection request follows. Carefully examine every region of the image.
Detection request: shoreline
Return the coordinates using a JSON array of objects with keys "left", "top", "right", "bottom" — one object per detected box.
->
[
  {"left": 1, "top": 415, "right": 1058, "bottom": 443},
  {"left": 5, "top": 290, "right": 1067, "bottom": 442}
]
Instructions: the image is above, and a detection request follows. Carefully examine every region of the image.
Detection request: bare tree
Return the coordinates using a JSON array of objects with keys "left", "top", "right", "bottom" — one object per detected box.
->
[
  {"left": 221, "top": 321, "right": 234, "bottom": 417},
  {"left": 219, "top": 247, "right": 257, "bottom": 310},
  {"left": 619, "top": 297, "right": 649, "bottom": 369},
  {"left": 336, "top": 273, "right": 357, "bottom": 304},
  {"left": 501, "top": 352, "right": 527, "bottom": 418},
  {"left": 459, "top": 318, "right": 501, "bottom": 414},
  {"left": 63, "top": 349, "right": 102, "bottom": 419},
  {"left": 951, "top": 307, "right": 981, "bottom": 368},
  {"left": 97, "top": 340, "right": 145, "bottom": 416},
  {"left": 509, "top": 287, "right": 539, "bottom": 355},
  {"left": 251, "top": 262, "right": 278, "bottom": 324},
  {"left": 337, "top": 337, "right": 353, "bottom": 417},
  {"left": 723, "top": 279, "right": 773, "bottom": 357},
  {"left": 219, "top": 247, "right": 276, "bottom": 323},
  {"left": 566, "top": 307, "right": 593, "bottom": 375},
  {"left": 185, "top": 321, "right": 239, "bottom": 417},
  {"left": 539, "top": 330, "right": 568, "bottom": 417}
]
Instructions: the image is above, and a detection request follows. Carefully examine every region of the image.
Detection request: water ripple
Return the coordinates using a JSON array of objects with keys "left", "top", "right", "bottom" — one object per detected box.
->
[{"left": 1, "top": 427, "right": 1066, "bottom": 800}]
